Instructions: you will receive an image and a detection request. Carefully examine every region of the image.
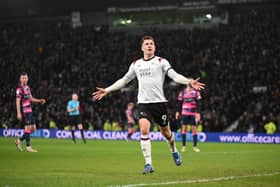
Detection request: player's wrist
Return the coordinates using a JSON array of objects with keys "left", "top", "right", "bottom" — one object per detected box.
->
[
  {"left": 189, "top": 79, "right": 194, "bottom": 87},
  {"left": 104, "top": 88, "right": 110, "bottom": 94}
]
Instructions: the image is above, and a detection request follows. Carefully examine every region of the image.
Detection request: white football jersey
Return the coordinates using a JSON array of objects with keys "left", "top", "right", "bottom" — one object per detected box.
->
[{"left": 123, "top": 56, "right": 172, "bottom": 103}]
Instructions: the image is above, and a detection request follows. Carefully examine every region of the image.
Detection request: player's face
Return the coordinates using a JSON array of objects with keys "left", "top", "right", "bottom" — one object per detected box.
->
[
  {"left": 72, "top": 94, "right": 78, "bottom": 100},
  {"left": 128, "top": 105, "right": 134, "bottom": 110},
  {"left": 141, "top": 39, "right": 155, "bottom": 57},
  {"left": 19, "top": 75, "right": 28, "bottom": 85}
]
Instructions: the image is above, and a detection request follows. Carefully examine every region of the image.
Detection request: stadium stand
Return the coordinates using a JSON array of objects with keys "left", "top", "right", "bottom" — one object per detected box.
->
[{"left": 0, "top": 8, "right": 279, "bottom": 132}]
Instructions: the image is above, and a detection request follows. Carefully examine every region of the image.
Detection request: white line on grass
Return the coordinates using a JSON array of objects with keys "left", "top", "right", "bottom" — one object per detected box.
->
[
  {"left": 109, "top": 172, "right": 280, "bottom": 187},
  {"left": 200, "top": 149, "right": 274, "bottom": 155}
]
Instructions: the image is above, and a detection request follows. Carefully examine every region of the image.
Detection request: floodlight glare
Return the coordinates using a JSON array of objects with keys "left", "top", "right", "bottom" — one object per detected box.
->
[{"left": 206, "top": 14, "right": 212, "bottom": 19}]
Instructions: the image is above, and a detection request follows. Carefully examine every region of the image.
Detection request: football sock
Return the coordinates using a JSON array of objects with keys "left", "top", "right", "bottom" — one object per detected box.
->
[
  {"left": 140, "top": 135, "right": 152, "bottom": 165},
  {"left": 193, "top": 134, "right": 198, "bottom": 147},
  {"left": 25, "top": 133, "right": 31, "bottom": 147},
  {"left": 20, "top": 133, "right": 26, "bottom": 142},
  {"left": 71, "top": 130, "right": 76, "bottom": 142},
  {"left": 182, "top": 133, "right": 186, "bottom": 147},
  {"left": 127, "top": 132, "right": 133, "bottom": 139},
  {"left": 80, "top": 130, "right": 85, "bottom": 140}
]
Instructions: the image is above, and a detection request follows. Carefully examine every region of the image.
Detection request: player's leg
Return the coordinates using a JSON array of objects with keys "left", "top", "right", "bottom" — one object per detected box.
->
[
  {"left": 160, "top": 125, "right": 176, "bottom": 152},
  {"left": 77, "top": 123, "right": 86, "bottom": 144},
  {"left": 30, "top": 124, "right": 36, "bottom": 132},
  {"left": 69, "top": 116, "right": 76, "bottom": 143},
  {"left": 127, "top": 127, "right": 131, "bottom": 140},
  {"left": 127, "top": 123, "right": 133, "bottom": 140},
  {"left": 15, "top": 138, "right": 23, "bottom": 151},
  {"left": 181, "top": 124, "right": 187, "bottom": 152},
  {"left": 192, "top": 125, "right": 200, "bottom": 152},
  {"left": 15, "top": 125, "right": 30, "bottom": 152},
  {"left": 71, "top": 125, "right": 76, "bottom": 143},
  {"left": 160, "top": 125, "right": 181, "bottom": 166},
  {"left": 139, "top": 118, "right": 154, "bottom": 174},
  {"left": 23, "top": 125, "right": 31, "bottom": 148},
  {"left": 25, "top": 124, "right": 38, "bottom": 152},
  {"left": 153, "top": 103, "right": 181, "bottom": 166},
  {"left": 137, "top": 104, "right": 154, "bottom": 174},
  {"left": 16, "top": 113, "right": 37, "bottom": 152},
  {"left": 16, "top": 114, "right": 28, "bottom": 151}
]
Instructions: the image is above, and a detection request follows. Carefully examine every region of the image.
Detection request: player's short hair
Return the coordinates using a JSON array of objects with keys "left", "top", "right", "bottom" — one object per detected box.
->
[
  {"left": 20, "top": 72, "right": 28, "bottom": 76},
  {"left": 127, "top": 102, "right": 135, "bottom": 107},
  {"left": 140, "top": 35, "right": 155, "bottom": 46}
]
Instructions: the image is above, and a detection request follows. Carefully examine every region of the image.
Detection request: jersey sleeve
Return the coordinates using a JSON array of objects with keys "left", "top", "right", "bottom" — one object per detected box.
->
[
  {"left": 105, "top": 63, "right": 136, "bottom": 93},
  {"left": 161, "top": 58, "right": 172, "bottom": 73},
  {"left": 196, "top": 91, "right": 201, "bottom": 100},
  {"left": 123, "top": 63, "right": 137, "bottom": 83},
  {"left": 16, "top": 87, "right": 22, "bottom": 98},
  {"left": 177, "top": 90, "right": 183, "bottom": 101},
  {"left": 67, "top": 101, "right": 71, "bottom": 110},
  {"left": 125, "top": 110, "right": 129, "bottom": 118}
]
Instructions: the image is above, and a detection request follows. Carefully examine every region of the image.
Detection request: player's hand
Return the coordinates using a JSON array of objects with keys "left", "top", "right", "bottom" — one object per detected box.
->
[
  {"left": 92, "top": 87, "right": 107, "bottom": 100},
  {"left": 40, "top": 99, "right": 46, "bottom": 104},
  {"left": 17, "top": 113, "right": 22, "bottom": 121},
  {"left": 175, "top": 112, "right": 180, "bottom": 120},
  {"left": 190, "top": 77, "right": 205, "bottom": 91}
]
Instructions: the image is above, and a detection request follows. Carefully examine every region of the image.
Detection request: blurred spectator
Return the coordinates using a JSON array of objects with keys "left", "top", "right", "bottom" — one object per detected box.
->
[{"left": 264, "top": 120, "right": 277, "bottom": 134}]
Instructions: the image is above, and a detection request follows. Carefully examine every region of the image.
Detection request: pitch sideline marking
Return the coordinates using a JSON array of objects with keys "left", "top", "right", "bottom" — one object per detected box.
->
[{"left": 109, "top": 171, "right": 280, "bottom": 187}]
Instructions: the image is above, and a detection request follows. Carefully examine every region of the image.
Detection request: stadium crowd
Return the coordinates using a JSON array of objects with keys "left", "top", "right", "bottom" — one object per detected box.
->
[{"left": 0, "top": 9, "right": 279, "bottom": 133}]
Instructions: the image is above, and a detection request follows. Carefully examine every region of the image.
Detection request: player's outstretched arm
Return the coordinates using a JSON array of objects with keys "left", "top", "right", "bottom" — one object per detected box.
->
[
  {"left": 190, "top": 77, "right": 205, "bottom": 91},
  {"left": 31, "top": 96, "right": 46, "bottom": 104},
  {"left": 92, "top": 76, "right": 131, "bottom": 101},
  {"left": 167, "top": 69, "right": 205, "bottom": 90},
  {"left": 92, "top": 87, "right": 107, "bottom": 101}
]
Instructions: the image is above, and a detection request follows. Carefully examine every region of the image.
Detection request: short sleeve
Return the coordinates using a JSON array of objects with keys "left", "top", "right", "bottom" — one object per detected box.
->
[
  {"left": 67, "top": 101, "right": 71, "bottom": 110},
  {"left": 16, "top": 87, "right": 22, "bottom": 98},
  {"left": 197, "top": 91, "right": 201, "bottom": 100},
  {"left": 178, "top": 90, "right": 183, "bottom": 101}
]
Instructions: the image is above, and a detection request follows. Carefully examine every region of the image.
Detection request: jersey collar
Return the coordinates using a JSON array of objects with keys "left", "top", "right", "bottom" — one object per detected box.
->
[{"left": 143, "top": 55, "right": 155, "bottom": 61}]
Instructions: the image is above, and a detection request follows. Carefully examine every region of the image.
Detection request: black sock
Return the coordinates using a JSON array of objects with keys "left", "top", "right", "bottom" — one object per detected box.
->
[
  {"left": 20, "top": 133, "right": 27, "bottom": 141},
  {"left": 182, "top": 134, "right": 186, "bottom": 146},
  {"left": 71, "top": 130, "right": 76, "bottom": 142},
  {"left": 193, "top": 134, "right": 197, "bottom": 147},
  {"left": 25, "top": 133, "right": 31, "bottom": 147},
  {"left": 127, "top": 132, "right": 132, "bottom": 139},
  {"left": 80, "top": 130, "right": 85, "bottom": 141}
]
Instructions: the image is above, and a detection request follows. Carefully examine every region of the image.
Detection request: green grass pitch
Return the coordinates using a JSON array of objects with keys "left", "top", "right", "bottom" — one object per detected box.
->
[{"left": 0, "top": 138, "right": 279, "bottom": 187}]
